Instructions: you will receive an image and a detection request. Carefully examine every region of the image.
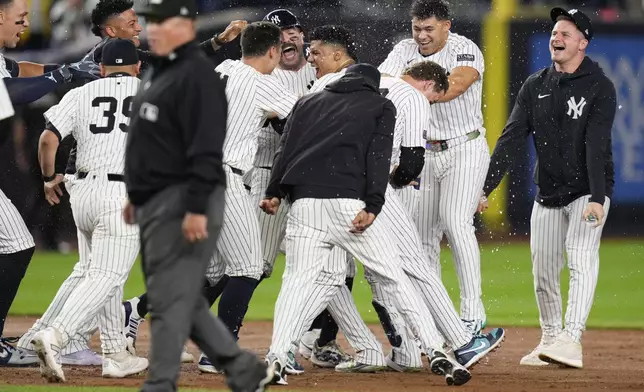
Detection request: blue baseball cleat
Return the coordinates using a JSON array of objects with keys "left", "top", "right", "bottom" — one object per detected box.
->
[{"left": 454, "top": 327, "right": 505, "bottom": 369}]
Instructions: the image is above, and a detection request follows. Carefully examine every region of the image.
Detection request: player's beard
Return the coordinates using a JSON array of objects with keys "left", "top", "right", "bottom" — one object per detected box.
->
[{"left": 279, "top": 44, "right": 304, "bottom": 71}]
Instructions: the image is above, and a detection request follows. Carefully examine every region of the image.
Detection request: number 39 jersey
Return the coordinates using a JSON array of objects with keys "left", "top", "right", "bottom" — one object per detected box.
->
[{"left": 44, "top": 74, "right": 140, "bottom": 174}]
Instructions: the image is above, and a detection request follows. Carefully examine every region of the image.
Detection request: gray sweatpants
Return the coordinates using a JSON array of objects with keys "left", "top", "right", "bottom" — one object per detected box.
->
[{"left": 136, "top": 184, "right": 242, "bottom": 391}]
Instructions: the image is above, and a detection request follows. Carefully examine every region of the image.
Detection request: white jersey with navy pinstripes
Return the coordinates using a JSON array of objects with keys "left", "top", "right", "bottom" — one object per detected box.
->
[
  {"left": 378, "top": 33, "right": 484, "bottom": 140},
  {"left": 215, "top": 59, "right": 298, "bottom": 173},
  {"left": 0, "top": 53, "right": 13, "bottom": 78},
  {"left": 0, "top": 55, "right": 34, "bottom": 254},
  {"left": 43, "top": 75, "right": 141, "bottom": 174},
  {"left": 379, "top": 76, "right": 430, "bottom": 170},
  {"left": 254, "top": 63, "right": 316, "bottom": 168}
]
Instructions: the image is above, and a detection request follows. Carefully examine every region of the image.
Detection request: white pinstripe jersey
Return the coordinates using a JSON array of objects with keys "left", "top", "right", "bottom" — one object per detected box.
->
[
  {"left": 308, "top": 71, "right": 430, "bottom": 172},
  {"left": 44, "top": 75, "right": 140, "bottom": 174},
  {"left": 0, "top": 55, "right": 33, "bottom": 253},
  {"left": 215, "top": 59, "right": 298, "bottom": 173},
  {"left": 378, "top": 33, "right": 484, "bottom": 140},
  {"left": 0, "top": 78, "right": 14, "bottom": 121},
  {"left": 0, "top": 53, "right": 13, "bottom": 78},
  {"left": 254, "top": 63, "right": 316, "bottom": 168}
]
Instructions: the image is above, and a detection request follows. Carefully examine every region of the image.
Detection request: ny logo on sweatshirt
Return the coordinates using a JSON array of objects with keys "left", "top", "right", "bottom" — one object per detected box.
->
[{"left": 567, "top": 96, "right": 587, "bottom": 119}]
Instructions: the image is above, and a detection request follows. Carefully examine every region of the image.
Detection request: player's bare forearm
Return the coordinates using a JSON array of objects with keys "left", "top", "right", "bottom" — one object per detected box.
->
[
  {"left": 434, "top": 66, "right": 479, "bottom": 103},
  {"left": 38, "top": 130, "right": 60, "bottom": 176}
]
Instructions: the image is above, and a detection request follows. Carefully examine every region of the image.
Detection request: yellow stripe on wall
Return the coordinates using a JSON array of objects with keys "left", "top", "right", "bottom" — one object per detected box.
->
[{"left": 481, "top": 0, "right": 516, "bottom": 234}]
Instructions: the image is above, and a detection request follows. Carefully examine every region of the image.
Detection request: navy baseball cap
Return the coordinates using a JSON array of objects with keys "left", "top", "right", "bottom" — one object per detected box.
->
[
  {"left": 101, "top": 38, "right": 139, "bottom": 66},
  {"left": 138, "top": 0, "right": 197, "bottom": 22},
  {"left": 551, "top": 7, "right": 593, "bottom": 41},
  {"left": 264, "top": 9, "right": 303, "bottom": 31}
]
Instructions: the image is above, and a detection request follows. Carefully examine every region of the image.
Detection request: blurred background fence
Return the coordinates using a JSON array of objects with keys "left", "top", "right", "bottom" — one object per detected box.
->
[{"left": 0, "top": 0, "right": 642, "bottom": 251}]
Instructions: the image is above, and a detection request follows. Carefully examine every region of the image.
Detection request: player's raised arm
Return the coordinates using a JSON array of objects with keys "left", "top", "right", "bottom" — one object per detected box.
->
[
  {"left": 435, "top": 41, "right": 484, "bottom": 103},
  {"left": 257, "top": 75, "right": 299, "bottom": 120},
  {"left": 378, "top": 42, "right": 408, "bottom": 78}
]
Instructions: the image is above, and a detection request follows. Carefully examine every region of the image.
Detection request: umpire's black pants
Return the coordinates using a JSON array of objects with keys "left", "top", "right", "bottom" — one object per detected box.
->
[{"left": 137, "top": 184, "right": 242, "bottom": 391}]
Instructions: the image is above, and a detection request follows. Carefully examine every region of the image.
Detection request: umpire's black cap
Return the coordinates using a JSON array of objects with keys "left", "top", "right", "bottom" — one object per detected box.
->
[
  {"left": 102, "top": 38, "right": 139, "bottom": 66},
  {"left": 263, "top": 9, "right": 303, "bottom": 31},
  {"left": 550, "top": 7, "right": 593, "bottom": 41},
  {"left": 138, "top": 0, "right": 197, "bottom": 22}
]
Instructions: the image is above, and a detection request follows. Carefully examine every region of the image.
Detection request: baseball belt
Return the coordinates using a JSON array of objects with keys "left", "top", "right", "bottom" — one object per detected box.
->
[
  {"left": 426, "top": 130, "right": 481, "bottom": 152},
  {"left": 77, "top": 172, "right": 125, "bottom": 182}
]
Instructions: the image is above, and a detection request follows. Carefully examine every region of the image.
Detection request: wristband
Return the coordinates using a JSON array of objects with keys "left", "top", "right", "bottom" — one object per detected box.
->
[{"left": 42, "top": 173, "right": 56, "bottom": 182}]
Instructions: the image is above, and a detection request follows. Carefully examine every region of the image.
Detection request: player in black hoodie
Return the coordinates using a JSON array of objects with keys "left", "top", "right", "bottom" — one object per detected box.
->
[{"left": 481, "top": 8, "right": 616, "bottom": 369}]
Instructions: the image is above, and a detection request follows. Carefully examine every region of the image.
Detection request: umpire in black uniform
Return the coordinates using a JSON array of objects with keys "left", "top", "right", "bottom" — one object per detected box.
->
[
  {"left": 481, "top": 8, "right": 616, "bottom": 368},
  {"left": 124, "top": 0, "right": 273, "bottom": 390}
]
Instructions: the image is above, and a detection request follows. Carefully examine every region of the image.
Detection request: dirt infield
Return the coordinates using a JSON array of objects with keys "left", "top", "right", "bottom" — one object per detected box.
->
[{"left": 2, "top": 316, "right": 644, "bottom": 391}]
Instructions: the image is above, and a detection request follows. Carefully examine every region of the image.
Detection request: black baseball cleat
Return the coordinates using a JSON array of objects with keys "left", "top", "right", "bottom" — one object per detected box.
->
[{"left": 429, "top": 350, "right": 472, "bottom": 386}]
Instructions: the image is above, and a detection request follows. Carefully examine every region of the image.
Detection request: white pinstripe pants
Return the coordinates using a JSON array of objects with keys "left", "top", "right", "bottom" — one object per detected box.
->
[
  {"left": 416, "top": 136, "right": 489, "bottom": 323},
  {"left": 530, "top": 195, "right": 610, "bottom": 342},
  {"left": 250, "top": 167, "right": 357, "bottom": 279},
  {"left": 206, "top": 165, "right": 264, "bottom": 283},
  {"left": 269, "top": 198, "right": 445, "bottom": 364},
  {"left": 392, "top": 185, "right": 420, "bottom": 219},
  {"left": 21, "top": 174, "right": 139, "bottom": 354}
]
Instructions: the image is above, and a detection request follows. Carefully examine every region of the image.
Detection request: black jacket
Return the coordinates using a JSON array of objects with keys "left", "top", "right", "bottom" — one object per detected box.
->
[
  {"left": 484, "top": 56, "right": 616, "bottom": 207},
  {"left": 125, "top": 41, "right": 228, "bottom": 214},
  {"left": 266, "top": 73, "right": 396, "bottom": 216}
]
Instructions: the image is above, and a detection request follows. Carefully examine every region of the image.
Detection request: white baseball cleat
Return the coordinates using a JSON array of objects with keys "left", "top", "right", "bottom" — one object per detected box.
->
[
  {"left": 298, "top": 329, "right": 320, "bottom": 359},
  {"left": 538, "top": 332, "right": 583, "bottom": 369},
  {"left": 181, "top": 346, "right": 195, "bottom": 363},
  {"left": 62, "top": 349, "right": 103, "bottom": 366},
  {"left": 102, "top": 350, "right": 149, "bottom": 378},
  {"left": 31, "top": 327, "right": 65, "bottom": 382},
  {"left": 520, "top": 336, "right": 555, "bottom": 366}
]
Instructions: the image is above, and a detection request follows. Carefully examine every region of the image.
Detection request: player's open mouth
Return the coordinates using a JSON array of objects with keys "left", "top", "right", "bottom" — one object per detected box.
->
[
  {"left": 282, "top": 44, "right": 297, "bottom": 61},
  {"left": 552, "top": 45, "right": 565, "bottom": 52}
]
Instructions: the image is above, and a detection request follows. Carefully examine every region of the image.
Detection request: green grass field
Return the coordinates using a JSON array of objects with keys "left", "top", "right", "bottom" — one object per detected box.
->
[{"left": 9, "top": 239, "right": 644, "bottom": 328}]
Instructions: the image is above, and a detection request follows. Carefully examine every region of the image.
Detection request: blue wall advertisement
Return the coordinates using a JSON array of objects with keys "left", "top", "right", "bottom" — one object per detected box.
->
[{"left": 527, "top": 34, "right": 644, "bottom": 205}]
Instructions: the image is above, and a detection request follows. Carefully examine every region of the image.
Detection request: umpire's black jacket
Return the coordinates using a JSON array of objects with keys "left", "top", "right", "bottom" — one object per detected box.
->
[
  {"left": 125, "top": 41, "right": 228, "bottom": 214},
  {"left": 266, "top": 67, "right": 396, "bottom": 216},
  {"left": 484, "top": 56, "right": 616, "bottom": 207}
]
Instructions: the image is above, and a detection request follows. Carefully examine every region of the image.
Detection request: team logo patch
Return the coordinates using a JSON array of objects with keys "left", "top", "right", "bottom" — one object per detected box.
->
[{"left": 457, "top": 54, "right": 475, "bottom": 62}]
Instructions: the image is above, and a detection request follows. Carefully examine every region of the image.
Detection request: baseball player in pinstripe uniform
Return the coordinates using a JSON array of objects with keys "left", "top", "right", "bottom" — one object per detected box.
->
[
  {"left": 252, "top": 9, "right": 316, "bottom": 281},
  {"left": 196, "top": 21, "right": 300, "bottom": 374},
  {"left": 308, "top": 47, "right": 505, "bottom": 373},
  {"left": 59, "top": 0, "right": 247, "bottom": 365},
  {"left": 0, "top": 0, "right": 96, "bottom": 367},
  {"left": 295, "top": 25, "right": 371, "bottom": 369},
  {"left": 16, "top": 39, "right": 148, "bottom": 382},
  {"left": 263, "top": 63, "right": 475, "bottom": 386},
  {"left": 243, "top": 9, "right": 315, "bottom": 375},
  {"left": 379, "top": 0, "right": 489, "bottom": 334}
]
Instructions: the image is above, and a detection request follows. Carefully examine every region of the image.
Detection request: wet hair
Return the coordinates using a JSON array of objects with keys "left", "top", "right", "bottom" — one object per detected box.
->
[
  {"left": 241, "top": 21, "right": 282, "bottom": 57},
  {"left": 309, "top": 25, "right": 357, "bottom": 59},
  {"left": 90, "top": 0, "right": 134, "bottom": 37},
  {"left": 410, "top": 0, "right": 451, "bottom": 21},
  {"left": 0, "top": 0, "right": 14, "bottom": 8},
  {"left": 403, "top": 61, "right": 450, "bottom": 93}
]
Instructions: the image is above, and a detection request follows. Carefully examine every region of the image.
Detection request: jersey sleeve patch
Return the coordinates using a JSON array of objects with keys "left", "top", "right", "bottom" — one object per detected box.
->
[{"left": 457, "top": 54, "right": 475, "bottom": 62}]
